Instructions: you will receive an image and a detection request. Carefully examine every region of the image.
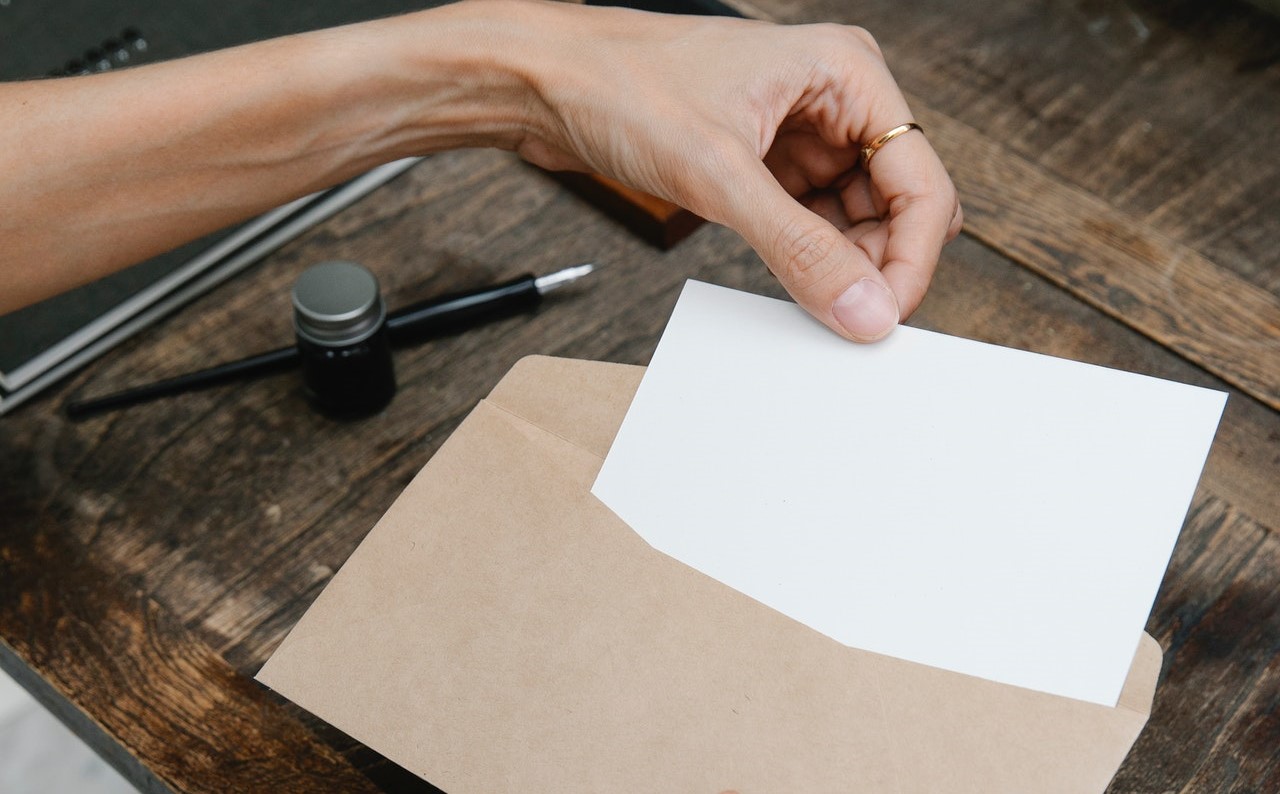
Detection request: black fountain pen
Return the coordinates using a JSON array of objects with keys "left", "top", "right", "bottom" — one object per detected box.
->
[{"left": 64, "top": 264, "right": 595, "bottom": 420}]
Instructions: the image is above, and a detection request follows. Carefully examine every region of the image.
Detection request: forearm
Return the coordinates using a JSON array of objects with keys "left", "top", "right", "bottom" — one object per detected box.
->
[
  {"left": 0, "top": 0, "right": 548, "bottom": 313},
  {"left": 1, "top": 0, "right": 957, "bottom": 338}
]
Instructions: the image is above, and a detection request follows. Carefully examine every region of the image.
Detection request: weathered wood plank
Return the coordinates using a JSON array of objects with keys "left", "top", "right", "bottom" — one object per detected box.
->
[
  {"left": 1182, "top": 650, "right": 1280, "bottom": 793},
  {"left": 1111, "top": 499, "right": 1280, "bottom": 792},
  {"left": 0, "top": 526, "right": 376, "bottom": 793},
  {"left": 793, "top": 0, "right": 1280, "bottom": 295},
  {"left": 915, "top": 100, "right": 1280, "bottom": 411},
  {"left": 1, "top": 1, "right": 1278, "bottom": 790}
]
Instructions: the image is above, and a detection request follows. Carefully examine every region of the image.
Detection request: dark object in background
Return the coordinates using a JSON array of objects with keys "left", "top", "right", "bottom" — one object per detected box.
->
[
  {"left": 547, "top": 171, "right": 706, "bottom": 249},
  {"left": 292, "top": 262, "right": 397, "bottom": 420}
]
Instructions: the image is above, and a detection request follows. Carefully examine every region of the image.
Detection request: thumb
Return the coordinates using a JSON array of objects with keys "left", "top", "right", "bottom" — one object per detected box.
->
[{"left": 713, "top": 157, "right": 900, "bottom": 342}]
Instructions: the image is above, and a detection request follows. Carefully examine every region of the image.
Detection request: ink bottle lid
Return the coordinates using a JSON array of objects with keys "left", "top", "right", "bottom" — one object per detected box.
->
[
  {"left": 292, "top": 261, "right": 386, "bottom": 346},
  {"left": 291, "top": 261, "right": 396, "bottom": 419}
]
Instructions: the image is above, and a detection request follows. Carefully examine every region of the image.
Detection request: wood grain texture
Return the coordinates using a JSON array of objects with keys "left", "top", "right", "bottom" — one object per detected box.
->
[
  {"left": 0, "top": 525, "right": 376, "bottom": 793},
  {"left": 913, "top": 100, "right": 1280, "bottom": 411},
  {"left": 789, "top": 0, "right": 1280, "bottom": 295},
  {"left": 1132, "top": 501, "right": 1280, "bottom": 793},
  {"left": 0, "top": 0, "right": 1277, "bottom": 791}
]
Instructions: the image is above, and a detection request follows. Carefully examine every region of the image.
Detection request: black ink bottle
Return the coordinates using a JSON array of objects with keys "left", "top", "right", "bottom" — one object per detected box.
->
[{"left": 292, "top": 261, "right": 396, "bottom": 419}]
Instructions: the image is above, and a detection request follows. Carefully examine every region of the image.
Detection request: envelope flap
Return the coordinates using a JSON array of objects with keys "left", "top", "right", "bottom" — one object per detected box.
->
[{"left": 486, "top": 355, "right": 643, "bottom": 459}]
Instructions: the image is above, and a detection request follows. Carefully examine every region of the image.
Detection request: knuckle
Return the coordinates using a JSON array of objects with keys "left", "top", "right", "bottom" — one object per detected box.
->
[
  {"left": 948, "top": 203, "right": 965, "bottom": 240},
  {"left": 805, "top": 23, "right": 882, "bottom": 63},
  {"left": 807, "top": 22, "right": 847, "bottom": 44},
  {"left": 846, "top": 26, "right": 884, "bottom": 59},
  {"left": 887, "top": 189, "right": 922, "bottom": 217},
  {"left": 901, "top": 169, "right": 959, "bottom": 229},
  {"left": 938, "top": 180, "right": 961, "bottom": 230},
  {"left": 772, "top": 220, "right": 838, "bottom": 285}
]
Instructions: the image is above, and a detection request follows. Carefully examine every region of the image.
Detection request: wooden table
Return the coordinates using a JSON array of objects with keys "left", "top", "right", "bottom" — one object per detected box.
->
[{"left": 2, "top": 0, "right": 1278, "bottom": 791}]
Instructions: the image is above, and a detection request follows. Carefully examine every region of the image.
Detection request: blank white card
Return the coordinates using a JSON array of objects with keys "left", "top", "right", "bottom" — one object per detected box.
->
[{"left": 593, "top": 281, "right": 1226, "bottom": 706}]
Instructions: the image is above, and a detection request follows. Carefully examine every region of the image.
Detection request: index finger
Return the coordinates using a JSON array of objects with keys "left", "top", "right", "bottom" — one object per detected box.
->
[{"left": 864, "top": 131, "right": 958, "bottom": 319}]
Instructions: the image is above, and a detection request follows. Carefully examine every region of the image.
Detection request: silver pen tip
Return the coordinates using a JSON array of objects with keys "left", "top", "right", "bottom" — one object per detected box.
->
[{"left": 534, "top": 263, "right": 596, "bottom": 294}]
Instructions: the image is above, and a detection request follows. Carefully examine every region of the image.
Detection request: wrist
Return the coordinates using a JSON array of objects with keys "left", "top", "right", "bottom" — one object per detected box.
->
[{"left": 360, "top": 0, "right": 563, "bottom": 158}]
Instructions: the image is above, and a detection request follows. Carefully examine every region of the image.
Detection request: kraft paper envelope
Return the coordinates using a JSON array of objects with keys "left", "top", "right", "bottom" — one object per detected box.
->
[{"left": 258, "top": 355, "right": 1161, "bottom": 793}]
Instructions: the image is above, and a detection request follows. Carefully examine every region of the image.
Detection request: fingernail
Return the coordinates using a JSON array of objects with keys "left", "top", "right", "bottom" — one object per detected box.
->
[{"left": 831, "top": 279, "right": 900, "bottom": 341}]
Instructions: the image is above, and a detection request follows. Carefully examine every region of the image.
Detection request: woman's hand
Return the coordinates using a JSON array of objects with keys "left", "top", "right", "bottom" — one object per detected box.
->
[
  {"left": 508, "top": 1, "right": 963, "bottom": 340},
  {"left": 0, "top": 0, "right": 958, "bottom": 324}
]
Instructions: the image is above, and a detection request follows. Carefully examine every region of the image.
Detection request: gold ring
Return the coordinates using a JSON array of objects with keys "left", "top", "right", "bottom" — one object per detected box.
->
[{"left": 860, "top": 122, "right": 923, "bottom": 167}]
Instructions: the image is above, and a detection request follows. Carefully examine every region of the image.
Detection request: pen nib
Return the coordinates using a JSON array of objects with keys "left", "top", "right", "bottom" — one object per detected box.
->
[{"left": 534, "top": 263, "right": 596, "bottom": 295}]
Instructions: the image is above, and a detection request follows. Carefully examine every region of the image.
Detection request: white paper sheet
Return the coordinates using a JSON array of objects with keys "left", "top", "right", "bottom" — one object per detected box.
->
[{"left": 592, "top": 280, "right": 1226, "bottom": 706}]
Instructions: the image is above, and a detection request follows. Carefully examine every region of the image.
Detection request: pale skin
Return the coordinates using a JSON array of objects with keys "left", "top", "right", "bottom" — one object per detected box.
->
[{"left": 0, "top": 0, "right": 961, "bottom": 341}]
